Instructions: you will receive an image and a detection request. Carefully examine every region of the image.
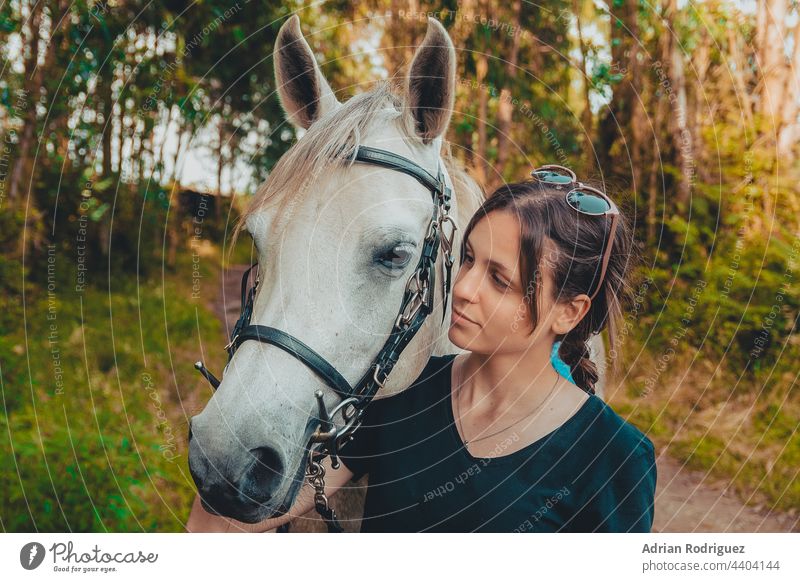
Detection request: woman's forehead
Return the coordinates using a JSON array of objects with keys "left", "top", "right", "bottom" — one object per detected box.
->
[
  {"left": 470, "top": 211, "right": 521, "bottom": 258},
  {"left": 469, "top": 210, "right": 558, "bottom": 279}
]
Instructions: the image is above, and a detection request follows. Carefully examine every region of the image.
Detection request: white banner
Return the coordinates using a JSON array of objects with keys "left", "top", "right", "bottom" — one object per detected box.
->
[{"left": 1, "top": 533, "right": 797, "bottom": 581}]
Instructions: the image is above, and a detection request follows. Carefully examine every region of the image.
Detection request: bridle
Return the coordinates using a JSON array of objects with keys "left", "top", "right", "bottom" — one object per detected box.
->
[{"left": 193, "top": 145, "right": 457, "bottom": 532}]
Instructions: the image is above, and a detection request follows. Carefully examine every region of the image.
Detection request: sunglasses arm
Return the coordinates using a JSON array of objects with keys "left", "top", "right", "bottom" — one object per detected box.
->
[{"left": 588, "top": 212, "right": 618, "bottom": 302}]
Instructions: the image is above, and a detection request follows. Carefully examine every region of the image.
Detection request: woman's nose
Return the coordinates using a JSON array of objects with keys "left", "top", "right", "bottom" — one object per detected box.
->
[{"left": 452, "top": 265, "right": 481, "bottom": 303}]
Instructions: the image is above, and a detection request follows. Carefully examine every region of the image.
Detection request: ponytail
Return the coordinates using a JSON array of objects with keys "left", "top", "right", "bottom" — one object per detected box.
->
[{"left": 558, "top": 334, "right": 598, "bottom": 395}]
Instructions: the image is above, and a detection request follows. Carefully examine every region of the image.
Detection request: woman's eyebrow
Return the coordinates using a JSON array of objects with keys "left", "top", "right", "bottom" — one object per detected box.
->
[{"left": 466, "top": 240, "right": 514, "bottom": 279}]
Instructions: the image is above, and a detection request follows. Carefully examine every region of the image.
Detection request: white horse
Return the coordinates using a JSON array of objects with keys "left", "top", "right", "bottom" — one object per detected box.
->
[
  {"left": 188, "top": 15, "right": 605, "bottom": 527},
  {"left": 188, "top": 15, "right": 483, "bottom": 524}
]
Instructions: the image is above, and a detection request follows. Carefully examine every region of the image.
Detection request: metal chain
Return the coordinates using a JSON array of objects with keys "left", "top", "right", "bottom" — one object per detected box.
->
[{"left": 305, "top": 451, "right": 344, "bottom": 533}]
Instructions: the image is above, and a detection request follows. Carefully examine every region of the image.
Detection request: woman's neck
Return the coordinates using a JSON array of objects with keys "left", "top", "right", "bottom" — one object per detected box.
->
[{"left": 461, "top": 342, "right": 562, "bottom": 414}]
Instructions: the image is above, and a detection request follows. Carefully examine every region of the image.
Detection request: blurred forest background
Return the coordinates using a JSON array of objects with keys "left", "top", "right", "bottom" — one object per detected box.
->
[{"left": 1, "top": 0, "right": 798, "bottom": 531}]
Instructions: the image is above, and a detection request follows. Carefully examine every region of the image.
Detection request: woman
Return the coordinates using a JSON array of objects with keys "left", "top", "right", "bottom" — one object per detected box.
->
[{"left": 187, "top": 166, "right": 656, "bottom": 533}]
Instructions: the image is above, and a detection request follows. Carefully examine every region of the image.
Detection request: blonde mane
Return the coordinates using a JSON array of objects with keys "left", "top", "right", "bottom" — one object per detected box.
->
[{"left": 232, "top": 81, "right": 484, "bottom": 251}]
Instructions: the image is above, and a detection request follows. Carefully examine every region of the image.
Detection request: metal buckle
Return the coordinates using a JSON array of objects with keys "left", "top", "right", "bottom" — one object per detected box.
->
[
  {"left": 394, "top": 270, "right": 429, "bottom": 328},
  {"left": 426, "top": 216, "right": 439, "bottom": 241},
  {"left": 438, "top": 214, "right": 457, "bottom": 267},
  {"left": 372, "top": 363, "right": 386, "bottom": 390}
]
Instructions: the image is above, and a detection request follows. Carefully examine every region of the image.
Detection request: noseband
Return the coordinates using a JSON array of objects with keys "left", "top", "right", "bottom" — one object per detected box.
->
[{"left": 194, "top": 145, "right": 457, "bottom": 531}]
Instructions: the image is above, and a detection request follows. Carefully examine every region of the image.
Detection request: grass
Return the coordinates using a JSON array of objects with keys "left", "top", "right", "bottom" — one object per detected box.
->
[
  {"left": 0, "top": 247, "right": 228, "bottom": 532},
  {"left": 608, "top": 343, "right": 800, "bottom": 520}
]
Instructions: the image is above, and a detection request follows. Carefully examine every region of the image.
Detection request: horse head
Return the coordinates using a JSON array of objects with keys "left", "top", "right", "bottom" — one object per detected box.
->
[{"left": 188, "top": 15, "right": 482, "bottom": 523}]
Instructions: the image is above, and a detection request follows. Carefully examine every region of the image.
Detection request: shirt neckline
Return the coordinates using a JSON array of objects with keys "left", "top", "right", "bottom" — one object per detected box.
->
[{"left": 440, "top": 353, "right": 598, "bottom": 466}]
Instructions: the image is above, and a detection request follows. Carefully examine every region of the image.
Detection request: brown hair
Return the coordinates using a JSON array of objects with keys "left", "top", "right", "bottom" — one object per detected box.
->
[{"left": 459, "top": 178, "right": 636, "bottom": 394}]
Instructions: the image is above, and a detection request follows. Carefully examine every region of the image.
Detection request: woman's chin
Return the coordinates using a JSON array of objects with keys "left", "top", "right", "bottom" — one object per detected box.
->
[
  {"left": 448, "top": 325, "right": 476, "bottom": 350},
  {"left": 447, "top": 326, "right": 462, "bottom": 346}
]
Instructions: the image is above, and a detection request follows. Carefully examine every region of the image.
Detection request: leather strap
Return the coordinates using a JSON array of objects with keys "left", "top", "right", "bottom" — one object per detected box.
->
[
  {"left": 230, "top": 325, "right": 354, "bottom": 399},
  {"left": 352, "top": 146, "right": 445, "bottom": 198}
]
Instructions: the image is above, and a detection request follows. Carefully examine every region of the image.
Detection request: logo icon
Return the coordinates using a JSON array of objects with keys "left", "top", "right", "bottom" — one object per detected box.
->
[{"left": 20, "top": 542, "right": 46, "bottom": 570}]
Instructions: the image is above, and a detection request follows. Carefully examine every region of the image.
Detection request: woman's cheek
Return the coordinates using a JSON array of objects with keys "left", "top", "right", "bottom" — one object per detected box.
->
[{"left": 492, "top": 297, "right": 526, "bottom": 335}]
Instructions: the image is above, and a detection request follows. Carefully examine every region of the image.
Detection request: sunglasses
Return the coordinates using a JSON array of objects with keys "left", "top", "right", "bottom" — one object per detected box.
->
[{"left": 530, "top": 164, "right": 620, "bottom": 301}]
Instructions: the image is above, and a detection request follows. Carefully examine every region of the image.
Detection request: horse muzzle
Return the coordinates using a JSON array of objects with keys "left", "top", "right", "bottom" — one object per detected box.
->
[{"left": 188, "top": 421, "right": 294, "bottom": 523}]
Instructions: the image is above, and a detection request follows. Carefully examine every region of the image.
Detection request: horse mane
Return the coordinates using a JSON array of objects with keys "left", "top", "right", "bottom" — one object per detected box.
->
[{"left": 231, "top": 81, "right": 484, "bottom": 253}]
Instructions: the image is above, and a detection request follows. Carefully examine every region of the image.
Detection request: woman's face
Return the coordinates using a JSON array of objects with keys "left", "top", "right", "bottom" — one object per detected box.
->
[{"left": 448, "top": 210, "right": 563, "bottom": 355}]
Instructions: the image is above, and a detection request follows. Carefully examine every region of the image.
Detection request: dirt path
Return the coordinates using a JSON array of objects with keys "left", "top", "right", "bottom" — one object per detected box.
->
[
  {"left": 653, "top": 453, "right": 797, "bottom": 532},
  {"left": 212, "top": 264, "right": 798, "bottom": 533},
  {"left": 212, "top": 264, "right": 251, "bottom": 343}
]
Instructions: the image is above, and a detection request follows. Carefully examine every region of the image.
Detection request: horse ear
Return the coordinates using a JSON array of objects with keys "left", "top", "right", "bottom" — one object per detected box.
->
[
  {"left": 274, "top": 15, "right": 339, "bottom": 130},
  {"left": 405, "top": 18, "right": 456, "bottom": 144}
]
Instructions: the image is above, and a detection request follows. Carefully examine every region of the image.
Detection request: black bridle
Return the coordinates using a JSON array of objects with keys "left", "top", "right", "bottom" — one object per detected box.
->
[{"left": 193, "top": 145, "right": 457, "bottom": 531}]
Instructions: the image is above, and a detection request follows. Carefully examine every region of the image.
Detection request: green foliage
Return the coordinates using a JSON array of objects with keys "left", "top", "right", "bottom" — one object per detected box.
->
[
  {"left": 630, "top": 93, "right": 800, "bottom": 378},
  {"left": 0, "top": 255, "right": 225, "bottom": 531}
]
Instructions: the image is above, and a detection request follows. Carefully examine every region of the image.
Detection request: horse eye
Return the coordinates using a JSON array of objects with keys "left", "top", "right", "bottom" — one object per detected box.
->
[{"left": 376, "top": 244, "right": 414, "bottom": 271}]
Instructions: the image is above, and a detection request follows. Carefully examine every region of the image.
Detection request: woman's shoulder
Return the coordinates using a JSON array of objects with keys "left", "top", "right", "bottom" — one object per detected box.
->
[{"left": 579, "top": 395, "right": 655, "bottom": 461}]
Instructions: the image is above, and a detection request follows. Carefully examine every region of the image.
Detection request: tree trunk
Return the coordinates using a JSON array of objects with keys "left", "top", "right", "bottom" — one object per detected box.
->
[
  {"left": 9, "top": 0, "right": 68, "bottom": 257},
  {"left": 661, "top": 0, "right": 692, "bottom": 209},
  {"left": 116, "top": 82, "right": 128, "bottom": 177},
  {"left": 170, "top": 121, "right": 186, "bottom": 188},
  {"left": 130, "top": 115, "right": 145, "bottom": 195},
  {"left": 7, "top": 0, "right": 44, "bottom": 203},
  {"left": 756, "top": 0, "right": 768, "bottom": 55},
  {"left": 100, "top": 66, "right": 114, "bottom": 176},
  {"left": 493, "top": 0, "right": 522, "bottom": 188},
  {"left": 155, "top": 105, "right": 174, "bottom": 185},
  {"left": 778, "top": 18, "right": 800, "bottom": 157},
  {"left": 137, "top": 120, "right": 150, "bottom": 189},
  {"left": 727, "top": 27, "right": 753, "bottom": 127},
  {"left": 475, "top": 51, "right": 489, "bottom": 187},
  {"left": 627, "top": 0, "right": 646, "bottom": 208},
  {"left": 598, "top": 0, "right": 636, "bottom": 171},
  {"left": 216, "top": 114, "right": 226, "bottom": 219},
  {"left": 668, "top": 42, "right": 692, "bottom": 208},
  {"left": 574, "top": 0, "right": 594, "bottom": 143},
  {"left": 217, "top": 115, "right": 225, "bottom": 198},
  {"left": 758, "top": 0, "right": 789, "bottom": 132},
  {"left": 648, "top": 74, "right": 667, "bottom": 246},
  {"left": 690, "top": 30, "right": 711, "bottom": 183}
]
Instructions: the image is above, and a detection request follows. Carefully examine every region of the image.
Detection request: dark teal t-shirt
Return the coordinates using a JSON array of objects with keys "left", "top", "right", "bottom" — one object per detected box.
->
[{"left": 338, "top": 354, "right": 657, "bottom": 532}]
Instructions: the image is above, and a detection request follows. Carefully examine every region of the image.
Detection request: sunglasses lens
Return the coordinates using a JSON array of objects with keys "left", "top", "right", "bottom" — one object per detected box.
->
[
  {"left": 566, "top": 189, "right": 612, "bottom": 215},
  {"left": 532, "top": 170, "right": 573, "bottom": 185}
]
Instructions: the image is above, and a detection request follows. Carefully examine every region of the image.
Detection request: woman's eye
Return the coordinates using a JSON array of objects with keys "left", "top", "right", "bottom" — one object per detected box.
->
[
  {"left": 464, "top": 253, "right": 474, "bottom": 264},
  {"left": 493, "top": 273, "right": 510, "bottom": 289},
  {"left": 377, "top": 245, "right": 413, "bottom": 270}
]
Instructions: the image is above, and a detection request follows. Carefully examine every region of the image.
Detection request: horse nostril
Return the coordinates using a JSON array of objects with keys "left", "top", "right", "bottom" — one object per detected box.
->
[
  {"left": 249, "top": 446, "right": 284, "bottom": 483},
  {"left": 242, "top": 446, "right": 285, "bottom": 504}
]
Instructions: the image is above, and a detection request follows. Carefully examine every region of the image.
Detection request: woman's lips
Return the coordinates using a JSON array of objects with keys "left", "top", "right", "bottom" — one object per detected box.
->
[{"left": 452, "top": 307, "right": 479, "bottom": 326}]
